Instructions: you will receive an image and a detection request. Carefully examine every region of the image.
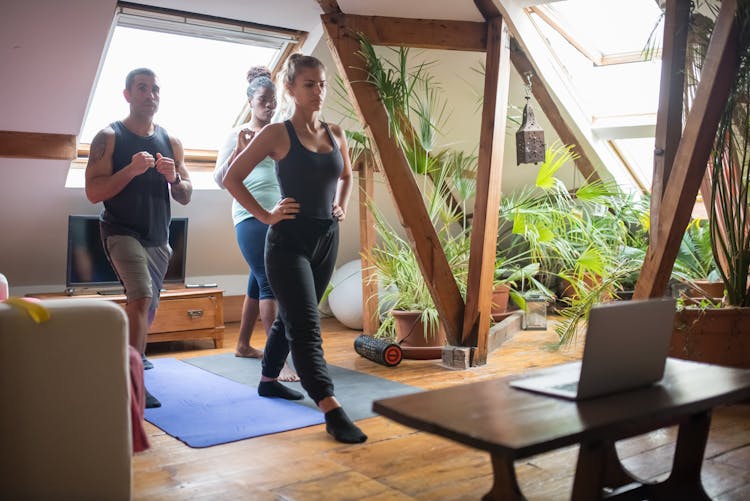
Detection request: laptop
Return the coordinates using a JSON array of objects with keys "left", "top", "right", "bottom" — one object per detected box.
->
[{"left": 509, "top": 297, "right": 676, "bottom": 400}]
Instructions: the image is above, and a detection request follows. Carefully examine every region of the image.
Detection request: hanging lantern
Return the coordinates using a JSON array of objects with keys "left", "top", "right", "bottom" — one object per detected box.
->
[{"left": 515, "top": 73, "right": 545, "bottom": 165}]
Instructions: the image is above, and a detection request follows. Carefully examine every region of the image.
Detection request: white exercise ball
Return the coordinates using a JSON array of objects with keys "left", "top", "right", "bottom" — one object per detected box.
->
[
  {"left": 327, "top": 260, "right": 397, "bottom": 329},
  {"left": 328, "top": 260, "right": 365, "bottom": 329}
]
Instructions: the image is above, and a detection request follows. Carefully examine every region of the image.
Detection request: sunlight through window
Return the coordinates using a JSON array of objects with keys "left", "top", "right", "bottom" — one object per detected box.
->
[{"left": 70, "top": 5, "right": 302, "bottom": 189}]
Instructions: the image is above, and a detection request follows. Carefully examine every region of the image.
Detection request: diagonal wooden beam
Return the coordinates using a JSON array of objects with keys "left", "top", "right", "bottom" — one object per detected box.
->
[
  {"left": 316, "top": 0, "right": 341, "bottom": 15},
  {"left": 474, "top": 0, "right": 600, "bottom": 181},
  {"left": 357, "top": 152, "right": 380, "bottom": 335},
  {"left": 323, "top": 13, "right": 486, "bottom": 52},
  {"left": 462, "top": 15, "right": 512, "bottom": 363},
  {"left": 321, "top": 13, "right": 465, "bottom": 345},
  {"left": 650, "top": 0, "right": 690, "bottom": 249},
  {"left": 0, "top": 131, "right": 77, "bottom": 160},
  {"left": 508, "top": 40, "right": 599, "bottom": 182},
  {"left": 473, "top": 0, "right": 500, "bottom": 19},
  {"left": 634, "top": 0, "right": 739, "bottom": 299}
]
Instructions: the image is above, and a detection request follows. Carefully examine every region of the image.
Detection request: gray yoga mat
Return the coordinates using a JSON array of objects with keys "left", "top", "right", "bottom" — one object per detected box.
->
[{"left": 184, "top": 352, "right": 421, "bottom": 421}]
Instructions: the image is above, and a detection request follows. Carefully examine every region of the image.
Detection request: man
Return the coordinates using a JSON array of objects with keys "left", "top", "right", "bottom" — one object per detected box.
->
[{"left": 85, "top": 68, "right": 192, "bottom": 408}]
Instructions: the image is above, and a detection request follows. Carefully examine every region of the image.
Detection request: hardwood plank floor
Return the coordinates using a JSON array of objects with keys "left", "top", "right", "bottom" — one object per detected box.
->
[{"left": 136, "top": 316, "right": 750, "bottom": 500}]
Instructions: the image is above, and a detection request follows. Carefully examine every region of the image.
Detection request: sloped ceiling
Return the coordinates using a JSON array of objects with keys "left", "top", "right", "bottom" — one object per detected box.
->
[
  {"left": 0, "top": 0, "right": 328, "bottom": 136},
  {"left": 338, "top": 0, "right": 484, "bottom": 21},
  {"left": 0, "top": 0, "right": 117, "bottom": 134},
  {"left": 0, "top": 0, "right": 567, "bottom": 138},
  {"left": 337, "top": 0, "right": 563, "bottom": 20},
  {"left": 132, "top": 0, "right": 325, "bottom": 32}
]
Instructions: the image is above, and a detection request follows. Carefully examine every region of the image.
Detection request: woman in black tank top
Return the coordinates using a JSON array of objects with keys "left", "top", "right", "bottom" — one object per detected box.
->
[{"left": 224, "top": 54, "right": 365, "bottom": 444}]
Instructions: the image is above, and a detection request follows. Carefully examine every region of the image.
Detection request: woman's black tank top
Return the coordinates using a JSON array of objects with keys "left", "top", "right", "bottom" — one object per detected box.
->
[{"left": 276, "top": 120, "right": 343, "bottom": 220}]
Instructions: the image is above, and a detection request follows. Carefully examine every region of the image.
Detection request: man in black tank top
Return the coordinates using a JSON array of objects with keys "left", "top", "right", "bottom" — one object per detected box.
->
[{"left": 85, "top": 68, "right": 192, "bottom": 409}]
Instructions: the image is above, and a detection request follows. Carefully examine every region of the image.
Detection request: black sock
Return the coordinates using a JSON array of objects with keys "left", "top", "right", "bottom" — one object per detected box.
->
[
  {"left": 258, "top": 380, "right": 304, "bottom": 400},
  {"left": 142, "top": 354, "right": 154, "bottom": 370},
  {"left": 325, "top": 407, "right": 367, "bottom": 444},
  {"left": 145, "top": 389, "right": 161, "bottom": 408}
]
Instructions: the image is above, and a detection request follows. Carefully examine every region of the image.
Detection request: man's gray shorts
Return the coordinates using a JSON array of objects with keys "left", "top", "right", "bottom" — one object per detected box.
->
[{"left": 105, "top": 235, "right": 171, "bottom": 311}]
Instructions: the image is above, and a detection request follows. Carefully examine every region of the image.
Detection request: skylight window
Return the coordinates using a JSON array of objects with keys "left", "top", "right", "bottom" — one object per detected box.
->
[
  {"left": 79, "top": 26, "right": 277, "bottom": 150},
  {"left": 527, "top": 0, "right": 666, "bottom": 193},
  {"left": 531, "top": 0, "right": 663, "bottom": 64},
  {"left": 70, "top": 3, "right": 304, "bottom": 189}
]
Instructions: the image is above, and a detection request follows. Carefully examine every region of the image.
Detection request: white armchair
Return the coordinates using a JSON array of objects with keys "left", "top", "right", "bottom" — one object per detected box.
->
[{"left": 0, "top": 299, "right": 133, "bottom": 500}]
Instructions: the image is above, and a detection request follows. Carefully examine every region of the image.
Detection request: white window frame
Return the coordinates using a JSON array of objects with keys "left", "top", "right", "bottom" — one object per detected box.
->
[{"left": 71, "top": 1, "right": 306, "bottom": 184}]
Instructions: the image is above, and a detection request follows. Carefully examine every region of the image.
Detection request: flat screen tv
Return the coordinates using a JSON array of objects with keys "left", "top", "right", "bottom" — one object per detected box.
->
[{"left": 66, "top": 215, "right": 188, "bottom": 290}]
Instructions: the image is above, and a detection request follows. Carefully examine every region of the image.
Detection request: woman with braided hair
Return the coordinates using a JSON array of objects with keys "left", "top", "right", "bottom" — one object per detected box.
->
[{"left": 213, "top": 66, "right": 298, "bottom": 381}]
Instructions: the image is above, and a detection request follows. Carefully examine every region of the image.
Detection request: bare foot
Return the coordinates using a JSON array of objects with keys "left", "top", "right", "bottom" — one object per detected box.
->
[
  {"left": 235, "top": 346, "right": 263, "bottom": 358},
  {"left": 278, "top": 363, "right": 300, "bottom": 382}
]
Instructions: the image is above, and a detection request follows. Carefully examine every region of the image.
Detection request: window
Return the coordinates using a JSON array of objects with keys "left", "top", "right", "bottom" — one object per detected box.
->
[
  {"left": 69, "top": 3, "right": 305, "bottom": 189},
  {"left": 526, "top": 0, "right": 665, "bottom": 192}
]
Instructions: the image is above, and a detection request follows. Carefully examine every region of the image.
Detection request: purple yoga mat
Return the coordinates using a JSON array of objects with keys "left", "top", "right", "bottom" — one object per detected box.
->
[{"left": 143, "top": 358, "right": 324, "bottom": 448}]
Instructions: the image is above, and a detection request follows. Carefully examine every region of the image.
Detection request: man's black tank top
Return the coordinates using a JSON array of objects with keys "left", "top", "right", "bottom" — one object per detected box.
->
[
  {"left": 100, "top": 121, "right": 173, "bottom": 246},
  {"left": 276, "top": 120, "right": 343, "bottom": 220}
]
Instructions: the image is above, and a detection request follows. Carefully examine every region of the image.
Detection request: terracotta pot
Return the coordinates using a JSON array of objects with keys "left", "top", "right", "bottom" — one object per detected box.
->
[
  {"left": 560, "top": 273, "right": 600, "bottom": 298},
  {"left": 685, "top": 280, "right": 725, "bottom": 300},
  {"left": 671, "top": 307, "right": 750, "bottom": 368},
  {"left": 491, "top": 284, "right": 511, "bottom": 322},
  {"left": 392, "top": 310, "right": 446, "bottom": 360}
]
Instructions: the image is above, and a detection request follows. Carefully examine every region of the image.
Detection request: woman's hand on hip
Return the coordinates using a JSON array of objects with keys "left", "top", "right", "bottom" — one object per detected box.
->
[
  {"left": 332, "top": 204, "right": 345, "bottom": 221},
  {"left": 266, "top": 197, "right": 300, "bottom": 224}
]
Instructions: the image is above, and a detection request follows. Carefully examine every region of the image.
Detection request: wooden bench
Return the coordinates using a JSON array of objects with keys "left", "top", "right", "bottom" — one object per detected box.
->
[{"left": 373, "top": 358, "right": 750, "bottom": 500}]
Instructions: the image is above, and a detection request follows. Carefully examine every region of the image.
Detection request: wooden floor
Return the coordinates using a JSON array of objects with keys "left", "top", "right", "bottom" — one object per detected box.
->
[{"left": 135, "top": 317, "right": 750, "bottom": 500}]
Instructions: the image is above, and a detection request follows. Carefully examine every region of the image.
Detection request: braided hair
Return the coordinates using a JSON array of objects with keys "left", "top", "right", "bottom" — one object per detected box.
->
[{"left": 246, "top": 65, "right": 274, "bottom": 99}]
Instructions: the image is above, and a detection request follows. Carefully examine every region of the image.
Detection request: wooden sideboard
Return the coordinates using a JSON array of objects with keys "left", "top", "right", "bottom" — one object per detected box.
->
[{"left": 29, "top": 287, "right": 225, "bottom": 348}]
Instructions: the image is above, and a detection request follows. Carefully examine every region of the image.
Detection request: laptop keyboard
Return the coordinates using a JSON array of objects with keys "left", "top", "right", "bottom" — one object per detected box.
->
[{"left": 552, "top": 381, "right": 579, "bottom": 392}]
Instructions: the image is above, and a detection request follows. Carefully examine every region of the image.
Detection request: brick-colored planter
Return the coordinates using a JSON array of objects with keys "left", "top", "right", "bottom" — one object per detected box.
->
[
  {"left": 392, "top": 310, "right": 447, "bottom": 360},
  {"left": 671, "top": 307, "right": 750, "bottom": 368}
]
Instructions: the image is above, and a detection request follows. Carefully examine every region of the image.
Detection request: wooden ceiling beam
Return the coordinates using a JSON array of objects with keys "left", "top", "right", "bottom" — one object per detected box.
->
[
  {"left": 0, "top": 131, "right": 77, "bottom": 161},
  {"left": 316, "top": 0, "right": 341, "bottom": 15},
  {"left": 650, "top": 0, "right": 690, "bottom": 249},
  {"left": 634, "top": 0, "right": 739, "bottom": 299},
  {"left": 462, "top": 15, "right": 512, "bottom": 362},
  {"left": 321, "top": 13, "right": 466, "bottom": 345},
  {"left": 323, "top": 13, "right": 486, "bottom": 52}
]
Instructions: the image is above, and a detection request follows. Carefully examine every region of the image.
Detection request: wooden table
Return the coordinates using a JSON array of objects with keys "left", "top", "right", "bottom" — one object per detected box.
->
[{"left": 373, "top": 359, "right": 750, "bottom": 500}]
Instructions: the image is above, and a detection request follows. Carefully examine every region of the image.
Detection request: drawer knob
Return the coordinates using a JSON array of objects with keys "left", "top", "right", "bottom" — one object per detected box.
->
[{"left": 187, "top": 309, "right": 204, "bottom": 319}]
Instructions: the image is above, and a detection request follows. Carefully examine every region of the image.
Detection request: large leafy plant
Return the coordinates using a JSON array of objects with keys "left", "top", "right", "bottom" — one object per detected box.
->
[
  {"left": 500, "top": 143, "right": 651, "bottom": 346},
  {"left": 350, "top": 38, "right": 477, "bottom": 340},
  {"left": 681, "top": 1, "right": 750, "bottom": 306}
]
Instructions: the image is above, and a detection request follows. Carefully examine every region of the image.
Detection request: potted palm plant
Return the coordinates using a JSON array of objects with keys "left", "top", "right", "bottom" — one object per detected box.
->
[
  {"left": 492, "top": 227, "right": 553, "bottom": 322},
  {"left": 672, "top": 218, "right": 724, "bottom": 300},
  {"left": 349, "top": 37, "right": 478, "bottom": 359},
  {"left": 367, "top": 189, "right": 469, "bottom": 358},
  {"left": 667, "top": 2, "right": 750, "bottom": 368},
  {"left": 499, "top": 142, "right": 650, "bottom": 346}
]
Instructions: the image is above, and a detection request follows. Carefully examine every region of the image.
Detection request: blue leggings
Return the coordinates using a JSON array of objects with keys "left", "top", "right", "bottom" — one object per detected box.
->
[
  {"left": 235, "top": 217, "right": 274, "bottom": 300},
  {"left": 262, "top": 217, "right": 339, "bottom": 404}
]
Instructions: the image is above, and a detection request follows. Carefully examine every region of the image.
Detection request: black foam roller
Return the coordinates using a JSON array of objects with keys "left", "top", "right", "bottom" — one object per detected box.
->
[{"left": 353, "top": 335, "right": 402, "bottom": 367}]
